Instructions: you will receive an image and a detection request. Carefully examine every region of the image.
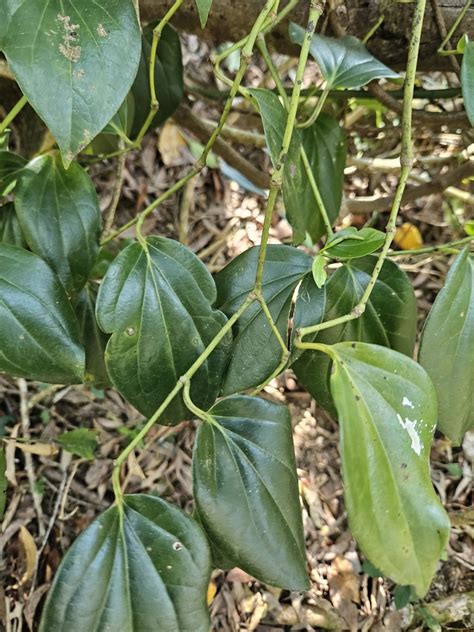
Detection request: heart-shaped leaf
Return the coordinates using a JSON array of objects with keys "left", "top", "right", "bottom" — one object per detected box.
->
[
  {"left": 327, "top": 342, "right": 450, "bottom": 596},
  {"left": 0, "top": 151, "right": 27, "bottom": 195},
  {"left": 3, "top": 0, "right": 141, "bottom": 164},
  {"left": 323, "top": 227, "right": 385, "bottom": 260},
  {"left": 0, "top": 244, "right": 85, "bottom": 384},
  {"left": 75, "top": 284, "right": 110, "bottom": 389},
  {"left": 215, "top": 245, "right": 311, "bottom": 394},
  {"left": 15, "top": 153, "right": 101, "bottom": 295},
  {"left": 96, "top": 237, "right": 230, "bottom": 424},
  {"left": 39, "top": 494, "right": 211, "bottom": 632},
  {"left": 193, "top": 395, "right": 308, "bottom": 589},
  {"left": 419, "top": 248, "right": 474, "bottom": 445},
  {"left": 292, "top": 257, "right": 417, "bottom": 414},
  {"left": 131, "top": 24, "right": 184, "bottom": 137},
  {"left": 289, "top": 24, "right": 398, "bottom": 89},
  {"left": 0, "top": 202, "right": 26, "bottom": 247},
  {"left": 461, "top": 39, "right": 474, "bottom": 126}
]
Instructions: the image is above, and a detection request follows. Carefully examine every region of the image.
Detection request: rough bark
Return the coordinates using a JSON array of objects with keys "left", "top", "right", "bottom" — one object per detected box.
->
[{"left": 139, "top": 0, "right": 474, "bottom": 71}]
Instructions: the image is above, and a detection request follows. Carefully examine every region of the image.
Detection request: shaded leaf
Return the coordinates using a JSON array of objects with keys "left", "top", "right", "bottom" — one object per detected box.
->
[
  {"left": 290, "top": 24, "right": 398, "bottom": 89},
  {"left": 292, "top": 257, "right": 416, "bottom": 414},
  {"left": 193, "top": 396, "right": 308, "bottom": 589},
  {"left": 0, "top": 150, "right": 27, "bottom": 195},
  {"left": 0, "top": 447, "right": 6, "bottom": 520},
  {"left": 96, "top": 237, "right": 230, "bottom": 424},
  {"left": 4, "top": 1, "right": 141, "bottom": 164},
  {"left": 57, "top": 428, "right": 98, "bottom": 459},
  {"left": 0, "top": 0, "right": 22, "bottom": 48},
  {"left": 15, "top": 153, "right": 101, "bottom": 295},
  {"left": 328, "top": 342, "right": 450, "bottom": 596},
  {"left": 195, "top": 0, "right": 213, "bottom": 28},
  {"left": 461, "top": 39, "right": 474, "bottom": 126},
  {"left": 75, "top": 284, "right": 110, "bottom": 389},
  {"left": 0, "top": 244, "right": 85, "bottom": 383},
  {"left": 0, "top": 202, "right": 26, "bottom": 247},
  {"left": 39, "top": 494, "right": 211, "bottom": 632},
  {"left": 215, "top": 245, "right": 311, "bottom": 394},
  {"left": 131, "top": 24, "right": 184, "bottom": 137},
  {"left": 419, "top": 248, "right": 474, "bottom": 444}
]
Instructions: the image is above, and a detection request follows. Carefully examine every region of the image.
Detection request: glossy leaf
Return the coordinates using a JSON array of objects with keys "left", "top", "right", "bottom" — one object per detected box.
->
[
  {"left": 0, "top": 150, "right": 27, "bottom": 195},
  {"left": 193, "top": 396, "right": 308, "bottom": 589},
  {"left": 3, "top": 1, "right": 141, "bottom": 164},
  {"left": 0, "top": 447, "right": 6, "bottom": 520},
  {"left": 312, "top": 253, "right": 327, "bottom": 288},
  {"left": 131, "top": 24, "right": 184, "bottom": 137},
  {"left": 195, "top": 0, "right": 213, "bottom": 28},
  {"left": 0, "top": 0, "right": 22, "bottom": 48},
  {"left": 292, "top": 257, "right": 417, "bottom": 414},
  {"left": 57, "top": 428, "right": 98, "bottom": 460},
  {"left": 96, "top": 237, "right": 230, "bottom": 424},
  {"left": 328, "top": 342, "right": 450, "bottom": 596},
  {"left": 39, "top": 494, "right": 211, "bottom": 632},
  {"left": 215, "top": 245, "right": 311, "bottom": 394},
  {"left": 0, "top": 202, "right": 26, "bottom": 247},
  {"left": 0, "top": 244, "right": 85, "bottom": 384},
  {"left": 75, "top": 284, "right": 110, "bottom": 388},
  {"left": 15, "top": 153, "right": 101, "bottom": 295},
  {"left": 419, "top": 248, "right": 474, "bottom": 444},
  {"left": 461, "top": 39, "right": 474, "bottom": 126},
  {"left": 290, "top": 24, "right": 398, "bottom": 89},
  {"left": 323, "top": 227, "right": 385, "bottom": 260}
]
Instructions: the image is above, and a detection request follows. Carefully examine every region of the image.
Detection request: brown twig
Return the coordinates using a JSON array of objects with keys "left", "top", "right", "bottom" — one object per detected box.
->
[{"left": 430, "top": 0, "right": 461, "bottom": 74}]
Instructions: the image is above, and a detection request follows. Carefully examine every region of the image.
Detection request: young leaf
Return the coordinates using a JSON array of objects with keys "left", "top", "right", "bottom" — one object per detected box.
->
[
  {"left": 289, "top": 24, "right": 398, "bottom": 89},
  {"left": 56, "top": 428, "right": 98, "bottom": 460},
  {"left": 195, "top": 0, "right": 213, "bottom": 29},
  {"left": 461, "top": 39, "right": 474, "bottom": 126},
  {"left": 419, "top": 248, "right": 474, "bottom": 445},
  {"left": 312, "top": 253, "right": 327, "bottom": 288},
  {"left": 0, "top": 203, "right": 26, "bottom": 248},
  {"left": 324, "top": 227, "right": 385, "bottom": 259},
  {"left": 15, "top": 153, "right": 101, "bottom": 295},
  {"left": 3, "top": 1, "right": 141, "bottom": 164},
  {"left": 328, "top": 342, "right": 450, "bottom": 596},
  {"left": 0, "top": 150, "right": 27, "bottom": 195},
  {"left": 0, "top": 244, "right": 85, "bottom": 384},
  {"left": 193, "top": 396, "right": 308, "bottom": 590},
  {"left": 131, "top": 24, "right": 184, "bottom": 137},
  {"left": 0, "top": 447, "right": 6, "bottom": 520},
  {"left": 96, "top": 237, "right": 230, "bottom": 424},
  {"left": 215, "top": 245, "right": 311, "bottom": 394},
  {"left": 75, "top": 284, "right": 110, "bottom": 389},
  {"left": 292, "top": 257, "right": 417, "bottom": 414},
  {"left": 39, "top": 494, "right": 211, "bottom": 632}
]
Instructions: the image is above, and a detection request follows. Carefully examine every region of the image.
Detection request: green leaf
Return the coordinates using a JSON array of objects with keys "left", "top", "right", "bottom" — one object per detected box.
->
[
  {"left": 312, "top": 254, "right": 327, "bottom": 288},
  {"left": 15, "top": 153, "right": 101, "bottom": 295},
  {"left": 131, "top": 24, "right": 184, "bottom": 137},
  {"left": 394, "top": 585, "right": 414, "bottom": 610},
  {"left": 195, "top": 0, "right": 213, "bottom": 28},
  {"left": 323, "top": 227, "right": 385, "bottom": 260},
  {"left": 215, "top": 245, "right": 311, "bottom": 394},
  {"left": 461, "top": 39, "right": 474, "bottom": 126},
  {"left": 289, "top": 24, "right": 398, "bottom": 89},
  {"left": 0, "top": 244, "right": 85, "bottom": 383},
  {"left": 327, "top": 342, "right": 450, "bottom": 596},
  {"left": 39, "top": 494, "right": 211, "bottom": 632},
  {"left": 0, "top": 150, "right": 27, "bottom": 195},
  {"left": 419, "top": 248, "right": 474, "bottom": 445},
  {"left": 0, "top": 0, "right": 22, "bottom": 48},
  {"left": 193, "top": 396, "right": 308, "bottom": 589},
  {"left": 57, "top": 428, "right": 98, "bottom": 460},
  {"left": 96, "top": 237, "right": 230, "bottom": 424},
  {"left": 292, "top": 257, "right": 417, "bottom": 414},
  {"left": 0, "top": 447, "right": 6, "bottom": 520},
  {"left": 0, "top": 202, "right": 26, "bottom": 247},
  {"left": 3, "top": 1, "right": 141, "bottom": 164},
  {"left": 75, "top": 284, "right": 110, "bottom": 389}
]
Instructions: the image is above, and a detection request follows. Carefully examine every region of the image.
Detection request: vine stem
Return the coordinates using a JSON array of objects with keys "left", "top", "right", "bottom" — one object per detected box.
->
[
  {"left": 300, "top": 145, "right": 334, "bottom": 236},
  {"left": 0, "top": 95, "right": 27, "bottom": 136},
  {"left": 437, "top": 0, "right": 470, "bottom": 55},
  {"left": 386, "top": 235, "right": 474, "bottom": 257},
  {"left": 296, "top": 0, "right": 427, "bottom": 343},
  {"left": 298, "top": 83, "right": 331, "bottom": 129}
]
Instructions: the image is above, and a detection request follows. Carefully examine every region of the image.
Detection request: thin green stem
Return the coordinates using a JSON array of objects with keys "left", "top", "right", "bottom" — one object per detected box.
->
[
  {"left": 0, "top": 95, "right": 27, "bottom": 136},
  {"left": 296, "top": 0, "right": 427, "bottom": 343},
  {"left": 300, "top": 145, "right": 334, "bottom": 236},
  {"left": 437, "top": 0, "right": 470, "bottom": 55},
  {"left": 182, "top": 379, "right": 214, "bottom": 423},
  {"left": 257, "top": 35, "right": 290, "bottom": 108},
  {"left": 298, "top": 83, "right": 331, "bottom": 128},
  {"left": 386, "top": 235, "right": 474, "bottom": 257},
  {"left": 363, "top": 14, "right": 384, "bottom": 44}
]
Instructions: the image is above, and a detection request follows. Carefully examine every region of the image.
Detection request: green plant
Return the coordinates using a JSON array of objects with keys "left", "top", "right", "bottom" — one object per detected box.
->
[{"left": 0, "top": 0, "right": 473, "bottom": 629}]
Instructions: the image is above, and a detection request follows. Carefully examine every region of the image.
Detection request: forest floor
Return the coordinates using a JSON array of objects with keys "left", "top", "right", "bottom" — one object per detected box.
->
[{"left": 1, "top": 34, "right": 473, "bottom": 632}]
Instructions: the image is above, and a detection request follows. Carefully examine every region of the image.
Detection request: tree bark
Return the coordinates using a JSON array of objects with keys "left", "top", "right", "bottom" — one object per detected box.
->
[{"left": 139, "top": 0, "right": 474, "bottom": 71}]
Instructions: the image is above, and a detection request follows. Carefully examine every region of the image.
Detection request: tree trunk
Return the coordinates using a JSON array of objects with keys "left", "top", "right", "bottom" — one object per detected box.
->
[{"left": 139, "top": 0, "right": 474, "bottom": 70}]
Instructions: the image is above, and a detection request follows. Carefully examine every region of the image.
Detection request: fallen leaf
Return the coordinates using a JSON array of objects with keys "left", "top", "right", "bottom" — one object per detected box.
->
[
  {"left": 394, "top": 223, "right": 423, "bottom": 250},
  {"left": 207, "top": 580, "right": 217, "bottom": 605},
  {"left": 18, "top": 526, "right": 37, "bottom": 586},
  {"left": 3, "top": 440, "right": 58, "bottom": 457},
  {"left": 158, "top": 121, "right": 187, "bottom": 166}
]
